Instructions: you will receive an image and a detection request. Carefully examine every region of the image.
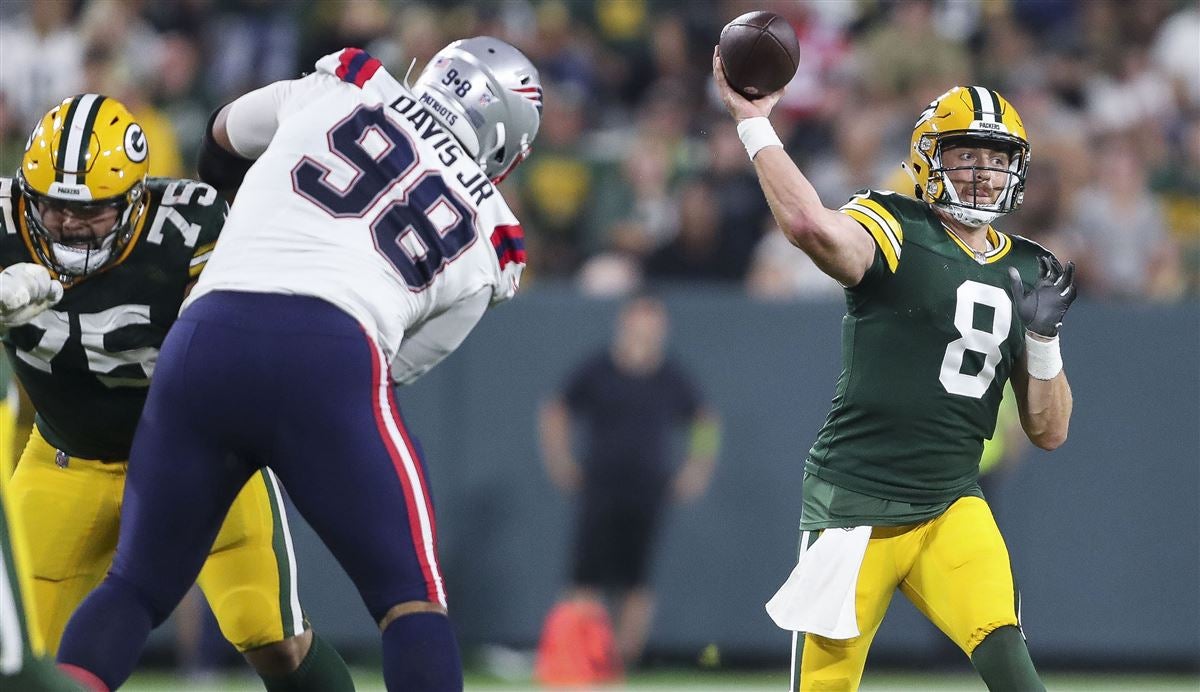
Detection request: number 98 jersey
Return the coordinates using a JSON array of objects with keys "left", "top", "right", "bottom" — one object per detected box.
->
[
  {"left": 186, "top": 50, "right": 527, "bottom": 362},
  {"left": 0, "top": 176, "right": 225, "bottom": 459},
  {"left": 804, "top": 189, "right": 1054, "bottom": 505}
]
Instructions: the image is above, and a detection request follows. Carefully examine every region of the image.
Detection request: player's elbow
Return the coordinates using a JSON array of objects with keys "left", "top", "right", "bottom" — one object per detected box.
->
[
  {"left": 1029, "top": 426, "right": 1068, "bottom": 451},
  {"left": 776, "top": 211, "right": 824, "bottom": 250}
]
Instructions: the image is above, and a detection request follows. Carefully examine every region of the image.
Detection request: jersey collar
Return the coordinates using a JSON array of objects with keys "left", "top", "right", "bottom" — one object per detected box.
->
[{"left": 941, "top": 223, "right": 1012, "bottom": 264}]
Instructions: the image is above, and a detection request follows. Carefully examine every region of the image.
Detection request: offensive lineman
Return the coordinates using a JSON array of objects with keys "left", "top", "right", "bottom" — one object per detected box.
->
[
  {"left": 57, "top": 39, "right": 541, "bottom": 691},
  {"left": 713, "top": 48, "right": 1076, "bottom": 692},
  {"left": 0, "top": 96, "right": 353, "bottom": 691}
]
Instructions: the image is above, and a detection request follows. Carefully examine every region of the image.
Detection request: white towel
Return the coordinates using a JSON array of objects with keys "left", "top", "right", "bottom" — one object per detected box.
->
[{"left": 764, "top": 526, "right": 871, "bottom": 639}]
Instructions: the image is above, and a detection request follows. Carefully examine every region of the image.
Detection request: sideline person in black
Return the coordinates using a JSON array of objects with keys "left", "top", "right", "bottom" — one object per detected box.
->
[{"left": 539, "top": 294, "right": 720, "bottom": 666}]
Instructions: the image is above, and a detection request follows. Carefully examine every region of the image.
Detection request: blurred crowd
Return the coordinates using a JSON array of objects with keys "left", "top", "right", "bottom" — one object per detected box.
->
[{"left": 1, "top": 0, "right": 1196, "bottom": 301}]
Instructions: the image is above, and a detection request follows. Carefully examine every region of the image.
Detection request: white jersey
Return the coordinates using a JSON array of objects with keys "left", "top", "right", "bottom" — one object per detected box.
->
[{"left": 186, "top": 49, "right": 526, "bottom": 381}]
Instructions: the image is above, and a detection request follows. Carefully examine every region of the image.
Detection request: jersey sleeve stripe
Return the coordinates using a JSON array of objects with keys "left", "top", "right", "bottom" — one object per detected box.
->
[
  {"left": 841, "top": 199, "right": 903, "bottom": 268},
  {"left": 842, "top": 207, "right": 899, "bottom": 272},
  {"left": 335, "top": 48, "right": 382, "bottom": 88},
  {"left": 856, "top": 198, "right": 904, "bottom": 246},
  {"left": 490, "top": 224, "right": 526, "bottom": 269},
  {"left": 191, "top": 241, "right": 216, "bottom": 258}
]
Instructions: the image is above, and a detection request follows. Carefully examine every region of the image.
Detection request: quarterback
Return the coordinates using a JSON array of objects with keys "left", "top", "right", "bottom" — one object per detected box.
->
[
  {"left": 0, "top": 96, "right": 353, "bottom": 690},
  {"left": 57, "top": 39, "right": 541, "bottom": 692},
  {"left": 714, "top": 48, "right": 1075, "bottom": 692}
]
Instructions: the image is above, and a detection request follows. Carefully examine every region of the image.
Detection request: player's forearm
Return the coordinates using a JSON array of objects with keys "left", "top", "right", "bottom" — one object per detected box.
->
[
  {"left": 753, "top": 147, "right": 834, "bottom": 246},
  {"left": 1017, "top": 372, "right": 1072, "bottom": 450}
]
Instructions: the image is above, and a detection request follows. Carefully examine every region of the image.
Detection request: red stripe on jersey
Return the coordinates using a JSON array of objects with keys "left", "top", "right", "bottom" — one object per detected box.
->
[
  {"left": 354, "top": 57, "right": 382, "bottom": 87},
  {"left": 363, "top": 330, "right": 444, "bottom": 606},
  {"left": 335, "top": 48, "right": 361, "bottom": 80},
  {"left": 491, "top": 224, "right": 527, "bottom": 269}
]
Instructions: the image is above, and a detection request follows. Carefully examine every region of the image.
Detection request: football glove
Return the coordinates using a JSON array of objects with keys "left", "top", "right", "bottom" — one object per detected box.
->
[
  {"left": 0, "top": 263, "right": 64, "bottom": 327},
  {"left": 1007, "top": 256, "right": 1076, "bottom": 338}
]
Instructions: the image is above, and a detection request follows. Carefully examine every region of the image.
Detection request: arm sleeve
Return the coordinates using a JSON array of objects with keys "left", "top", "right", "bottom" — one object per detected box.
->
[
  {"left": 223, "top": 79, "right": 296, "bottom": 158},
  {"left": 388, "top": 288, "right": 491, "bottom": 386}
]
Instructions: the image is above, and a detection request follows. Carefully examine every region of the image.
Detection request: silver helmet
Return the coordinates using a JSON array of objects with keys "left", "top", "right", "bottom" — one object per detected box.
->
[{"left": 411, "top": 36, "right": 542, "bottom": 183}]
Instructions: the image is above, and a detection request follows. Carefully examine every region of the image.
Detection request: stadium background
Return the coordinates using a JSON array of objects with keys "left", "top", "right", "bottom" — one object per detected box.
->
[{"left": 0, "top": 0, "right": 1197, "bottom": 690}]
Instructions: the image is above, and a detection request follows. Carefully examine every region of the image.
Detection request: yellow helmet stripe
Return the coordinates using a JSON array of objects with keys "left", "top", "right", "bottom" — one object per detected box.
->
[
  {"left": 841, "top": 206, "right": 900, "bottom": 273},
  {"left": 57, "top": 94, "right": 106, "bottom": 186}
]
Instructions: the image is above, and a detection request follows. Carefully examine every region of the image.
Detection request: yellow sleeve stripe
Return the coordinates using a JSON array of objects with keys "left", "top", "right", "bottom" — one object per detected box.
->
[
  {"left": 840, "top": 203, "right": 902, "bottom": 273},
  {"left": 192, "top": 241, "right": 216, "bottom": 259},
  {"left": 842, "top": 208, "right": 899, "bottom": 272},
  {"left": 856, "top": 198, "right": 904, "bottom": 247}
]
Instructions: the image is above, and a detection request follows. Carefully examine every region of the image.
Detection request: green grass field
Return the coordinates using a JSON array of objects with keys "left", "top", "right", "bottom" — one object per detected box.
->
[{"left": 118, "top": 668, "right": 1200, "bottom": 691}]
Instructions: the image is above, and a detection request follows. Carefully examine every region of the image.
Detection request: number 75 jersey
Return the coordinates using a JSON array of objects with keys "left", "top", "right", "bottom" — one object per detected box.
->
[
  {"left": 186, "top": 56, "right": 527, "bottom": 361},
  {"left": 0, "top": 176, "right": 225, "bottom": 459},
  {"left": 804, "top": 189, "right": 1055, "bottom": 506}
]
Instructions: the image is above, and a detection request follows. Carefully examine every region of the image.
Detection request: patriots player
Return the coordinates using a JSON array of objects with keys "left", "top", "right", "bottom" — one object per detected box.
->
[
  {"left": 0, "top": 96, "right": 353, "bottom": 691},
  {"left": 714, "top": 48, "right": 1075, "bottom": 692},
  {"left": 57, "top": 38, "right": 541, "bottom": 691}
]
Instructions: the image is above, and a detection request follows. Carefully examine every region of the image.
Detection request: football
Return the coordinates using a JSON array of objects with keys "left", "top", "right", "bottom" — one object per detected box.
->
[{"left": 718, "top": 10, "right": 800, "bottom": 100}]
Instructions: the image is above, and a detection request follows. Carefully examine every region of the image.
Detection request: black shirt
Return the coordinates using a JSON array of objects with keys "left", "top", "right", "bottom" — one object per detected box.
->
[{"left": 563, "top": 351, "right": 701, "bottom": 494}]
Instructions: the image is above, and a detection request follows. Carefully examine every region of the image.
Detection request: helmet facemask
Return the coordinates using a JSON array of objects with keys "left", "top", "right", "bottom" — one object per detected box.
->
[
  {"left": 926, "top": 133, "right": 1028, "bottom": 228},
  {"left": 18, "top": 175, "right": 146, "bottom": 278}
]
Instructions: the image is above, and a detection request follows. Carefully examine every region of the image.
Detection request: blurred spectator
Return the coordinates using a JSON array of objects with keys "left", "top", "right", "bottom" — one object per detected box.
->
[
  {"left": 1149, "top": 116, "right": 1200, "bottom": 294},
  {"left": 704, "top": 119, "right": 771, "bottom": 254},
  {"left": 513, "top": 83, "right": 596, "bottom": 277},
  {"left": 745, "top": 225, "right": 844, "bottom": 301},
  {"left": 644, "top": 178, "right": 747, "bottom": 282},
  {"left": 0, "top": 0, "right": 83, "bottom": 128},
  {"left": 205, "top": 0, "right": 302, "bottom": 103},
  {"left": 539, "top": 294, "right": 719, "bottom": 666},
  {"left": 78, "top": 0, "right": 166, "bottom": 92},
  {"left": 1151, "top": 0, "right": 1200, "bottom": 111},
  {"left": 1064, "top": 136, "right": 1183, "bottom": 300},
  {"left": 855, "top": 0, "right": 970, "bottom": 112},
  {"left": 591, "top": 133, "right": 679, "bottom": 261}
]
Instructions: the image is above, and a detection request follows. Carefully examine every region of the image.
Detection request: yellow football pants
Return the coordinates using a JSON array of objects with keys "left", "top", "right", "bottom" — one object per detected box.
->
[
  {"left": 5, "top": 426, "right": 305, "bottom": 654},
  {"left": 796, "top": 496, "right": 1020, "bottom": 691}
]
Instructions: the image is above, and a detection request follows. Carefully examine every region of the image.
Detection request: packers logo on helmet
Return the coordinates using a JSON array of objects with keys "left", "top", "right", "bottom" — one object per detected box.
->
[
  {"left": 17, "top": 94, "right": 150, "bottom": 278},
  {"left": 907, "top": 86, "right": 1029, "bottom": 228}
]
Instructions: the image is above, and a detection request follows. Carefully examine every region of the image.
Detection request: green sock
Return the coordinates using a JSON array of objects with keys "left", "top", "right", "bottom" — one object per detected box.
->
[
  {"left": 970, "top": 625, "right": 1045, "bottom": 692},
  {"left": 260, "top": 632, "right": 356, "bottom": 692}
]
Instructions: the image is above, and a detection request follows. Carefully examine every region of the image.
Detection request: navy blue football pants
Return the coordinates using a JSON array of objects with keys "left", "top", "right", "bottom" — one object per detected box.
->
[{"left": 58, "top": 291, "right": 450, "bottom": 686}]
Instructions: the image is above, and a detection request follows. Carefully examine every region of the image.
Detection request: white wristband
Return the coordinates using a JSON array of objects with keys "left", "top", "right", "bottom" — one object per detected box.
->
[
  {"left": 1024, "top": 332, "right": 1063, "bottom": 380},
  {"left": 737, "top": 117, "right": 782, "bottom": 161}
]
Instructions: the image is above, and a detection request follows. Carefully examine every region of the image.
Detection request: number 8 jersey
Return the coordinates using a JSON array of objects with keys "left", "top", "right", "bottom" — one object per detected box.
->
[
  {"left": 187, "top": 49, "right": 527, "bottom": 366},
  {"left": 804, "top": 189, "right": 1054, "bottom": 505}
]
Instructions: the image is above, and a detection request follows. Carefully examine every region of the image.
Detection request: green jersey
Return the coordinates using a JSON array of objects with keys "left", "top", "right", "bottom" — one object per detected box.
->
[
  {"left": 0, "top": 176, "right": 225, "bottom": 459},
  {"left": 803, "top": 189, "right": 1052, "bottom": 522}
]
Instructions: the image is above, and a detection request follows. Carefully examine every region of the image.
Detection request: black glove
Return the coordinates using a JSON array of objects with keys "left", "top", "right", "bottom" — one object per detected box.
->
[{"left": 1007, "top": 256, "right": 1076, "bottom": 337}]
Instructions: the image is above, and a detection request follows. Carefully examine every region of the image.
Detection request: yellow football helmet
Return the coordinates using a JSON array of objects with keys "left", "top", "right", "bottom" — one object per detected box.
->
[
  {"left": 17, "top": 94, "right": 149, "bottom": 277},
  {"left": 908, "top": 86, "right": 1029, "bottom": 227}
]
